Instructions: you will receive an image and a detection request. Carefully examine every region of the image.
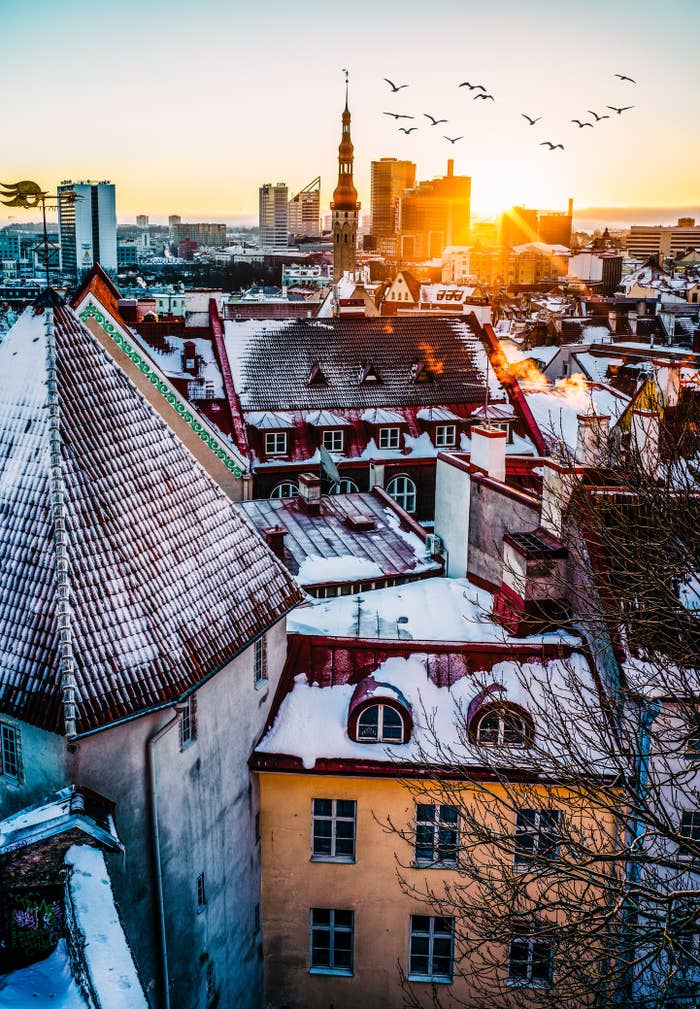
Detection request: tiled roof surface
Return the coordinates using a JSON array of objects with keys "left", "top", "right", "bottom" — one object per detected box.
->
[
  {"left": 223, "top": 317, "right": 495, "bottom": 411},
  {"left": 0, "top": 300, "right": 302, "bottom": 735},
  {"left": 237, "top": 492, "right": 441, "bottom": 584}
]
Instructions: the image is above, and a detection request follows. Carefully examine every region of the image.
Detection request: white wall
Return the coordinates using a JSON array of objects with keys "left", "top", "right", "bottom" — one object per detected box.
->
[{"left": 434, "top": 456, "right": 471, "bottom": 577}]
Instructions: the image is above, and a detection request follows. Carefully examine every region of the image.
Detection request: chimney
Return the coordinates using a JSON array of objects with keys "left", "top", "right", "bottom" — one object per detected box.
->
[
  {"left": 540, "top": 460, "right": 576, "bottom": 539},
  {"left": 298, "top": 472, "right": 322, "bottom": 513},
  {"left": 447, "top": 159, "right": 454, "bottom": 179},
  {"left": 263, "top": 525, "right": 287, "bottom": 560},
  {"left": 608, "top": 310, "right": 617, "bottom": 334},
  {"left": 654, "top": 363, "right": 681, "bottom": 408},
  {"left": 470, "top": 426, "right": 506, "bottom": 483},
  {"left": 631, "top": 409, "right": 660, "bottom": 472},
  {"left": 627, "top": 311, "right": 638, "bottom": 335},
  {"left": 567, "top": 197, "right": 574, "bottom": 218},
  {"left": 183, "top": 340, "right": 198, "bottom": 374},
  {"left": 575, "top": 413, "right": 610, "bottom": 466}
]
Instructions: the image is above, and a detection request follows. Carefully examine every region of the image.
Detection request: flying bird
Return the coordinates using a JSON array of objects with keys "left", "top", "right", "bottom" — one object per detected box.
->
[
  {"left": 424, "top": 113, "right": 448, "bottom": 125},
  {"left": 384, "top": 112, "right": 415, "bottom": 120},
  {"left": 443, "top": 135, "right": 463, "bottom": 144},
  {"left": 521, "top": 114, "right": 542, "bottom": 126},
  {"left": 607, "top": 105, "right": 635, "bottom": 114},
  {"left": 540, "top": 141, "right": 564, "bottom": 150},
  {"left": 587, "top": 110, "right": 610, "bottom": 121},
  {"left": 474, "top": 93, "right": 495, "bottom": 101},
  {"left": 458, "top": 82, "right": 486, "bottom": 91},
  {"left": 399, "top": 127, "right": 417, "bottom": 134},
  {"left": 571, "top": 119, "right": 594, "bottom": 128},
  {"left": 614, "top": 74, "right": 636, "bottom": 83},
  {"left": 384, "top": 77, "right": 409, "bottom": 92}
]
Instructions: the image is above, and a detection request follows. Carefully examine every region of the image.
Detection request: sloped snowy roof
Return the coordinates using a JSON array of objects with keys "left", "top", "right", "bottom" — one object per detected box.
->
[
  {"left": 0, "top": 297, "right": 301, "bottom": 735},
  {"left": 523, "top": 378, "right": 629, "bottom": 453},
  {"left": 416, "top": 406, "right": 462, "bottom": 422},
  {"left": 0, "top": 787, "right": 120, "bottom": 855}
]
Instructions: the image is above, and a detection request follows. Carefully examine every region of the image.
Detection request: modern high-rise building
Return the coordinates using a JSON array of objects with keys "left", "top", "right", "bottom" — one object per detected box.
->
[
  {"left": 331, "top": 84, "right": 360, "bottom": 281},
  {"left": 171, "top": 222, "right": 227, "bottom": 247},
  {"left": 537, "top": 199, "right": 574, "bottom": 247},
  {"left": 628, "top": 220, "right": 700, "bottom": 260},
  {"left": 288, "top": 178, "right": 321, "bottom": 239},
  {"left": 370, "top": 158, "right": 416, "bottom": 256},
  {"left": 398, "top": 160, "right": 470, "bottom": 260},
  {"left": 259, "top": 183, "right": 289, "bottom": 250},
  {"left": 497, "top": 205, "right": 539, "bottom": 248},
  {"left": 168, "top": 215, "right": 182, "bottom": 244},
  {"left": 57, "top": 181, "right": 117, "bottom": 279},
  {"left": 136, "top": 214, "right": 149, "bottom": 228}
]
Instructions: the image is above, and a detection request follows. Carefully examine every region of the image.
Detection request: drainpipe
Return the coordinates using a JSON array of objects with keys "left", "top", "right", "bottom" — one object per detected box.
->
[{"left": 147, "top": 706, "right": 184, "bottom": 1009}]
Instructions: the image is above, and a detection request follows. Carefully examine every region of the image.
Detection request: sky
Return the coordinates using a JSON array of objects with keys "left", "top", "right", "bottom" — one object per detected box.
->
[{"left": 1, "top": 0, "right": 699, "bottom": 228}]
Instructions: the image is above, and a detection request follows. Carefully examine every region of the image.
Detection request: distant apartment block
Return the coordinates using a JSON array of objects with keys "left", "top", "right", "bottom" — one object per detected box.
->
[
  {"left": 58, "top": 180, "right": 117, "bottom": 279},
  {"left": 136, "top": 214, "right": 149, "bottom": 228},
  {"left": 260, "top": 182, "right": 289, "bottom": 249},
  {"left": 627, "top": 220, "right": 700, "bottom": 260},
  {"left": 172, "top": 222, "right": 227, "bottom": 247},
  {"left": 398, "top": 160, "right": 470, "bottom": 260},
  {"left": 288, "top": 178, "right": 321, "bottom": 239},
  {"left": 498, "top": 200, "right": 573, "bottom": 249},
  {"left": 370, "top": 158, "right": 416, "bottom": 256}
]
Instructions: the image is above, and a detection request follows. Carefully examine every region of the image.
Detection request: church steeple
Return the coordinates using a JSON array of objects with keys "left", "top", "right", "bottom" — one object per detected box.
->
[{"left": 331, "top": 72, "right": 360, "bottom": 282}]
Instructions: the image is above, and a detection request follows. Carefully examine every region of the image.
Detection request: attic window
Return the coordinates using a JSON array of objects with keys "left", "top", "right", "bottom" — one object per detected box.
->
[
  {"left": 471, "top": 704, "right": 533, "bottom": 748},
  {"left": 308, "top": 362, "right": 327, "bottom": 386},
  {"left": 359, "top": 363, "right": 381, "bottom": 384},
  {"left": 411, "top": 362, "right": 433, "bottom": 384},
  {"left": 355, "top": 703, "right": 408, "bottom": 743}
]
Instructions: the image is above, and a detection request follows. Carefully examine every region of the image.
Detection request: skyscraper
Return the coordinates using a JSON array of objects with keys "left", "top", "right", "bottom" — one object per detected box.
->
[
  {"left": 259, "top": 183, "right": 289, "bottom": 250},
  {"left": 288, "top": 178, "right": 321, "bottom": 239},
  {"left": 398, "top": 160, "right": 470, "bottom": 260},
  {"left": 57, "top": 180, "right": 117, "bottom": 279},
  {"left": 370, "top": 158, "right": 416, "bottom": 255},
  {"left": 331, "top": 82, "right": 360, "bottom": 281},
  {"left": 136, "top": 214, "right": 149, "bottom": 228}
]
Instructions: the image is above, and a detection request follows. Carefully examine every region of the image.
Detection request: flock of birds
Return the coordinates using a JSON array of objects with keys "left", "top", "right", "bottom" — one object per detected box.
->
[{"left": 381, "top": 74, "right": 637, "bottom": 151}]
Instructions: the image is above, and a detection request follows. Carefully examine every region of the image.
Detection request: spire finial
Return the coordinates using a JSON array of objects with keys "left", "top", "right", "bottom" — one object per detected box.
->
[{"left": 342, "top": 67, "right": 349, "bottom": 110}]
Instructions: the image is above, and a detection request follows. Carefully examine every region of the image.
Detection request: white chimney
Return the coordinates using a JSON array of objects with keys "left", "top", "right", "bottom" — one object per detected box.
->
[
  {"left": 628, "top": 311, "right": 638, "bottom": 335},
  {"left": 631, "top": 409, "right": 660, "bottom": 472},
  {"left": 575, "top": 413, "right": 610, "bottom": 466},
  {"left": 654, "top": 364, "right": 681, "bottom": 408},
  {"left": 470, "top": 426, "right": 506, "bottom": 483},
  {"left": 540, "top": 460, "right": 577, "bottom": 540}
]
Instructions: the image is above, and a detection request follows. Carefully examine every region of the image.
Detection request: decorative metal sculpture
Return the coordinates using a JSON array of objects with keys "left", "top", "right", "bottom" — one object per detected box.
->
[{"left": 0, "top": 180, "right": 78, "bottom": 284}]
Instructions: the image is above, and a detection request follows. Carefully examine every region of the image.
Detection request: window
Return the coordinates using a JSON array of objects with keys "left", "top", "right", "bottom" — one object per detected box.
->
[
  {"left": 514, "top": 810, "right": 562, "bottom": 869},
  {"left": 387, "top": 475, "right": 417, "bottom": 514},
  {"left": 254, "top": 636, "right": 267, "bottom": 688},
  {"left": 255, "top": 812, "right": 261, "bottom": 844},
  {"left": 0, "top": 723, "right": 20, "bottom": 782},
  {"left": 435, "top": 425, "right": 456, "bottom": 448},
  {"left": 205, "top": 961, "right": 216, "bottom": 1003},
  {"left": 415, "top": 804, "right": 459, "bottom": 867},
  {"left": 329, "top": 479, "right": 359, "bottom": 495},
  {"left": 379, "top": 427, "right": 401, "bottom": 449},
  {"left": 357, "top": 703, "right": 406, "bottom": 743},
  {"left": 475, "top": 707, "right": 529, "bottom": 748},
  {"left": 254, "top": 903, "right": 261, "bottom": 933},
  {"left": 679, "top": 811, "right": 700, "bottom": 859},
  {"left": 270, "top": 481, "right": 299, "bottom": 499},
  {"left": 310, "top": 909, "right": 354, "bottom": 975},
  {"left": 312, "top": 799, "right": 356, "bottom": 861},
  {"left": 179, "top": 695, "right": 197, "bottom": 750},
  {"left": 408, "top": 915, "right": 454, "bottom": 982},
  {"left": 196, "top": 873, "right": 207, "bottom": 911},
  {"left": 322, "top": 429, "right": 344, "bottom": 453},
  {"left": 264, "top": 431, "right": 287, "bottom": 456},
  {"left": 685, "top": 721, "right": 700, "bottom": 760},
  {"left": 508, "top": 934, "right": 554, "bottom": 986}
]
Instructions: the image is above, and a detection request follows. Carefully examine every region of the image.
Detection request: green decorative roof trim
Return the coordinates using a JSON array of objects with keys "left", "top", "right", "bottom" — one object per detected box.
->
[{"left": 79, "top": 303, "right": 244, "bottom": 478}]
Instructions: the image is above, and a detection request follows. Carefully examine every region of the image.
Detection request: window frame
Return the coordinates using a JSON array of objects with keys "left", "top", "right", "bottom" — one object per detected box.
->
[
  {"left": 386, "top": 474, "right": 417, "bottom": 514},
  {"left": 322, "top": 429, "right": 344, "bottom": 453},
  {"left": 356, "top": 702, "right": 407, "bottom": 744},
  {"left": 678, "top": 810, "right": 700, "bottom": 860},
  {"left": 329, "top": 479, "right": 359, "bottom": 495},
  {"left": 378, "top": 426, "right": 401, "bottom": 450},
  {"left": 474, "top": 706, "right": 530, "bottom": 749},
  {"left": 408, "top": 914, "right": 454, "bottom": 983},
  {"left": 0, "top": 721, "right": 21, "bottom": 783},
  {"left": 435, "top": 424, "right": 457, "bottom": 448},
  {"left": 508, "top": 934, "right": 555, "bottom": 987},
  {"left": 269, "top": 481, "right": 299, "bottom": 500},
  {"left": 196, "top": 873, "right": 207, "bottom": 912},
  {"left": 264, "top": 431, "right": 288, "bottom": 457},
  {"left": 254, "top": 636, "right": 268, "bottom": 689},
  {"left": 309, "top": 908, "right": 354, "bottom": 976},
  {"left": 311, "top": 798, "right": 357, "bottom": 863},
  {"left": 179, "top": 695, "right": 197, "bottom": 751},
  {"left": 414, "top": 803, "right": 460, "bottom": 868},
  {"left": 514, "top": 809, "right": 562, "bottom": 870}
]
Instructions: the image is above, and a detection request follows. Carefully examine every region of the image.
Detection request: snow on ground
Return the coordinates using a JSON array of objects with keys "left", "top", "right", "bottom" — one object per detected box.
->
[
  {"left": 65, "top": 845, "right": 148, "bottom": 1009},
  {"left": 295, "top": 555, "right": 383, "bottom": 586},
  {"left": 0, "top": 940, "right": 86, "bottom": 1008},
  {"left": 288, "top": 577, "right": 578, "bottom": 644},
  {"left": 257, "top": 652, "right": 595, "bottom": 770}
]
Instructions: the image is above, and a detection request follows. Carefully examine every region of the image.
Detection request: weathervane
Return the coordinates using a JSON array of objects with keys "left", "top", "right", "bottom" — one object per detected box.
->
[{"left": 0, "top": 180, "right": 78, "bottom": 286}]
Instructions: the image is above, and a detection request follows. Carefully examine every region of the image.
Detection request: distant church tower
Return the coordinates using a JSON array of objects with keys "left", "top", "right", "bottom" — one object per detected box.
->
[{"left": 331, "top": 77, "right": 360, "bottom": 282}]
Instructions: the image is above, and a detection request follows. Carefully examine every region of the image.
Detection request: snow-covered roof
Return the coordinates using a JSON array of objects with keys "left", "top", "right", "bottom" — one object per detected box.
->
[
  {"left": 523, "top": 376, "right": 629, "bottom": 453},
  {"left": 0, "top": 788, "right": 120, "bottom": 855},
  {"left": 361, "top": 407, "right": 407, "bottom": 425},
  {"left": 416, "top": 406, "right": 462, "bottom": 422},
  {"left": 246, "top": 410, "right": 296, "bottom": 429},
  {"left": 0, "top": 940, "right": 88, "bottom": 1008},
  {"left": 512, "top": 242, "right": 570, "bottom": 256},
  {"left": 305, "top": 409, "right": 352, "bottom": 428},
  {"left": 288, "top": 577, "right": 577, "bottom": 644},
  {"left": 0, "top": 296, "right": 301, "bottom": 735}
]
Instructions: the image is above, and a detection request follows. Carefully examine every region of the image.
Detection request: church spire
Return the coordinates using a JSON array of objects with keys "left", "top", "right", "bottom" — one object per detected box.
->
[{"left": 331, "top": 71, "right": 360, "bottom": 283}]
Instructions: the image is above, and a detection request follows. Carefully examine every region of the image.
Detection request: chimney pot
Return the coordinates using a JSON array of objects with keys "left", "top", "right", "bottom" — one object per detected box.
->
[
  {"left": 298, "top": 472, "right": 322, "bottom": 512},
  {"left": 470, "top": 425, "right": 506, "bottom": 482}
]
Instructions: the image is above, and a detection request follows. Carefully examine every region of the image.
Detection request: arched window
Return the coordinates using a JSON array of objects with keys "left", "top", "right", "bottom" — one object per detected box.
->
[
  {"left": 356, "top": 703, "right": 406, "bottom": 743},
  {"left": 329, "top": 479, "right": 359, "bottom": 495},
  {"left": 270, "top": 481, "right": 299, "bottom": 500},
  {"left": 473, "top": 706, "right": 531, "bottom": 748},
  {"left": 387, "top": 475, "right": 417, "bottom": 514}
]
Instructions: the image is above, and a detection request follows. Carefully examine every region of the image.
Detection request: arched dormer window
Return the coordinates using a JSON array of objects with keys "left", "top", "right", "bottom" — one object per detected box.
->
[
  {"left": 348, "top": 679, "right": 412, "bottom": 744},
  {"left": 471, "top": 704, "right": 533, "bottom": 748}
]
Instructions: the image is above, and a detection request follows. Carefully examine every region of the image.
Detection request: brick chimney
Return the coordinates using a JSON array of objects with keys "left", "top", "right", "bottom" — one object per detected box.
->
[
  {"left": 575, "top": 413, "right": 610, "bottom": 466},
  {"left": 263, "top": 525, "right": 287, "bottom": 561},
  {"left": 298, "top": 472, "right": 322, "bottom": 514}
]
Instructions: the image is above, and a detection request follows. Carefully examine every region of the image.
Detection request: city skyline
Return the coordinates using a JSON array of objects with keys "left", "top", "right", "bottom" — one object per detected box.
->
[{"left": 2, "top": 0, "right": 698, "bottom": 228}]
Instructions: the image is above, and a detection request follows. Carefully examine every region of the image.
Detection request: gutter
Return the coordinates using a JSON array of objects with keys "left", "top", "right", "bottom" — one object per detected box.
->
[{"left": 146, "top": 706, "right": 183, "bottom": 1009}]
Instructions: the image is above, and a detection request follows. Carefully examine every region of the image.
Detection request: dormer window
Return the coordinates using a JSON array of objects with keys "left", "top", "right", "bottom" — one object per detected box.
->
[
  {"left": 357, "top": 703, "right": 406, "bottom": 743},
  {"left": 307, "top": 362, "right": 327, "bottom": 386},
  {"left": 322, "top": 429, "right": 344, "bottom": 453},
  {"left": 435, "top": 425, "right": 456, "bottom": 448},
  {"left": 265, "top": 432, "right": 288, "bottom": 456},
  {"left": 379, "top": 427, "right": 401, "bottom": 450},
  {"left": 359, "top": 363, "right": 381, "bottom": 384},
  {"left": 472, "top": 705, "right": 532, "bottom": 748}
]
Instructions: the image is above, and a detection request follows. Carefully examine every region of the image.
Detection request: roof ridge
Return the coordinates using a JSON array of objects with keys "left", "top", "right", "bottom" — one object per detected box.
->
[{"left": 43, "top": 305, "right": 77, "bottom": 739}]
